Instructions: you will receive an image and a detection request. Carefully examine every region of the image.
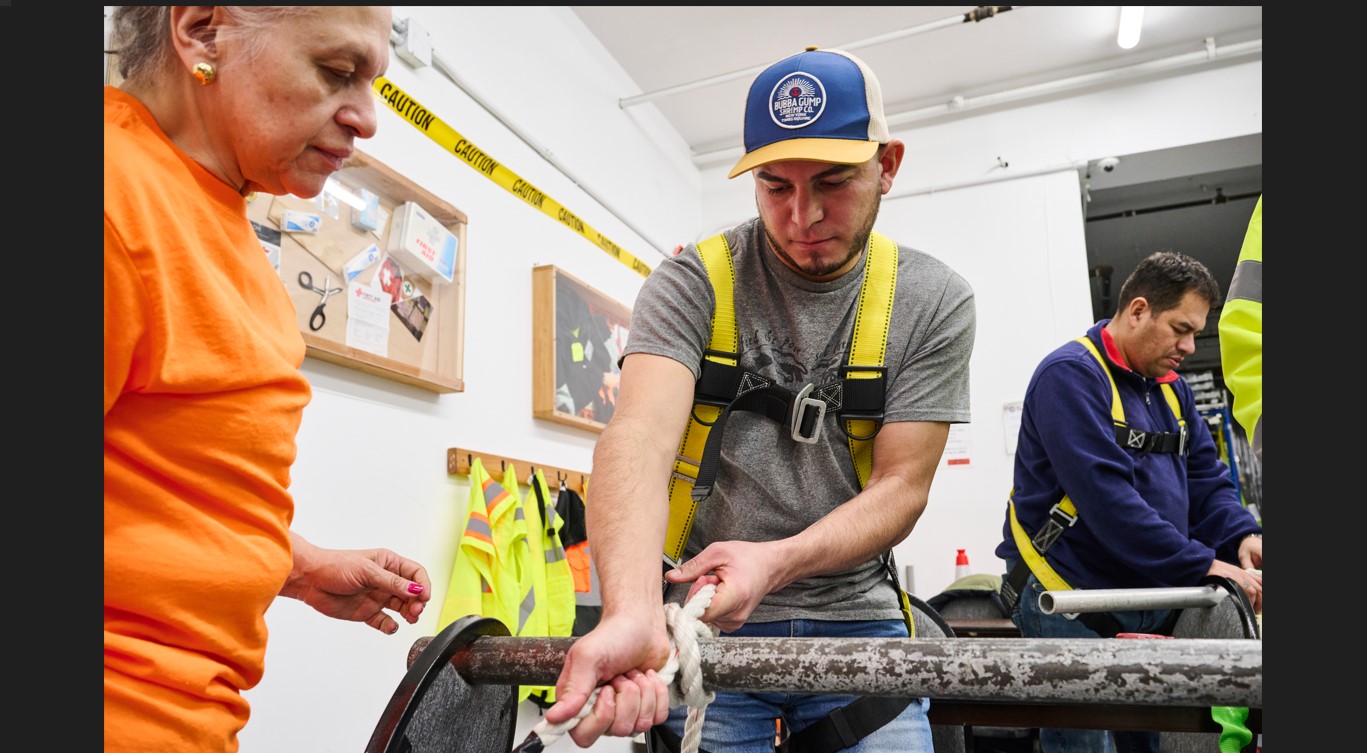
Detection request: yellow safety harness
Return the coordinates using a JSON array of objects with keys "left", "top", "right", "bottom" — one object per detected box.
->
[
  {"left": 1001, "top": 336, "right": 1186, "bottom": 634},
  {"left": 664, "top": 231, "right": 897, "bottom": 560},
  {"left": 650, "top": 231, "right": 918, "bottom": 753}
]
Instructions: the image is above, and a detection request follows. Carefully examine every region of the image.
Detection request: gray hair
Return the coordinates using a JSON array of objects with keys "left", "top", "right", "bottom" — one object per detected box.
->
[{"left": 108, "top": 7, "right": 318, "bottom": 86}]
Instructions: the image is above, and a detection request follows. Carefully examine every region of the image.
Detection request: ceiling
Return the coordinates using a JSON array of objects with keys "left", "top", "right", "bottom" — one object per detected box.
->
[
  {"left": 572, "top": 6, "right": 1263, "bottom": 380},
  {"left": 569, "top": 6, "right": 1263, "bottom": 165}
]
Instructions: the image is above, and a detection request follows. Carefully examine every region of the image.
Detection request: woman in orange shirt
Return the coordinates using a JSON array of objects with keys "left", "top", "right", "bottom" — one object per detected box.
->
[{"left": 104, "top": 8, "right": 430, "bottom": 752}]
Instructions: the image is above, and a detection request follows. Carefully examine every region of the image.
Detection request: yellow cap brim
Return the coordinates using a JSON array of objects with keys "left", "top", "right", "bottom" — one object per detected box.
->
[{"left": 728, "top": 138, "right": 879, "bottom": 179}]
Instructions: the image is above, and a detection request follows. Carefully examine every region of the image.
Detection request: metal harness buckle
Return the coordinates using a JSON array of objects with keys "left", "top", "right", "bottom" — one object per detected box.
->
[
  {"left": 1032, "top": 502, "right": 1078, "bottom": 551},
  {"left": 790, "top": 383, "right": 827, "bottom": 444}
]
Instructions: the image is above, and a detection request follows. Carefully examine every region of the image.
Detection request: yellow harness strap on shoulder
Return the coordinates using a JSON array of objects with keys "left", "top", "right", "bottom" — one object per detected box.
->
[
  {"left": 663, "top": 233, "right": 737, "bottom": 562},
  {"left": 1007, "top": 336, "right": 1184, "bottom": 593},
  {"left": 663, "top": 231, "right": 911, "bottom": 631},
  {"left": 1076, "top": 336, "right": 1183, "bottom": 431},
  {"left": 844, "top": 232, "right": 898, "bottom": 486}
]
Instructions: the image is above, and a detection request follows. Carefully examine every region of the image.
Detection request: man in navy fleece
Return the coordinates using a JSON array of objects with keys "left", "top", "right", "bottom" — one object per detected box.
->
[{"left": 995, "top": 251, "right": 1262, "bottom": 753}]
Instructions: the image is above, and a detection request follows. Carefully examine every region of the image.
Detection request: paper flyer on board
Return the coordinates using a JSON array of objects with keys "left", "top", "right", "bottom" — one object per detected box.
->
[{"left": 346, "top": 282, "right": 391, "bottom": 356}]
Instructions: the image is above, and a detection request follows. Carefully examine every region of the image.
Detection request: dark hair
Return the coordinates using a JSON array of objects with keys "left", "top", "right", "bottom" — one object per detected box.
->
[{"left": 1114, "top": 251, "right": 1221, "bottom": 316}]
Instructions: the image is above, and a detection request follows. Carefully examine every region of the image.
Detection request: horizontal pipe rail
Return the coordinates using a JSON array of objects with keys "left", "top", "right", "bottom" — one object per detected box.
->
[
  {"left": 411, "top": 635, "right": 1260, "bottom": 709},
  {"left": 930, "top": 702, "right": 1261, "bottom": 734},
  {"left": 1040, "top": 586, "right": 1225, "bottom": 615}
]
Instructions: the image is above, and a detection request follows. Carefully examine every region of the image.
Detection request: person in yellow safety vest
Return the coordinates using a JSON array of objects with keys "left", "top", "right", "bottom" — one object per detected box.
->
[{"left": 1219, "top": 195, "right": 1262, "bottom": 467}]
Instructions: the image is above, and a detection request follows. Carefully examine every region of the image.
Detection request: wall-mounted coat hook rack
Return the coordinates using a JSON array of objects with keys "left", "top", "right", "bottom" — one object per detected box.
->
[{"left": 448, "top": 447, "right": 588, "bottom": 495}]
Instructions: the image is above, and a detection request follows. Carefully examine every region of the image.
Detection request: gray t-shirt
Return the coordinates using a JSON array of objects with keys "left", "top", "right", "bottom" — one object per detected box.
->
[{"left": 624, "top": 217, "right": 976, "bottom": 622}]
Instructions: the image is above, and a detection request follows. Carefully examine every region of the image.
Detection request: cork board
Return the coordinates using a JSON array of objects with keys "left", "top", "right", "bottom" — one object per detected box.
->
[{"left": 246, "top": 149, "right": 468, "bottom": 393}]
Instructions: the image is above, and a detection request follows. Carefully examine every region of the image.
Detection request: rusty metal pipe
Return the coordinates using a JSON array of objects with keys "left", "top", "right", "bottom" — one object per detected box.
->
[
  {"left": 1039, "top": 586, "right": 1225, "bottom": 615},
  {"left": 410, "top": 635, "right": 1261, "bottom": 708}
]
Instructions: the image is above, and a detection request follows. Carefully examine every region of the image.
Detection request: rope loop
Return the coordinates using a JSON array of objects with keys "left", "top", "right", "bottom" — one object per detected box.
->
[
  {"left": 664, "top": 584, "right": 719, "bottom": 708},
  {"left": 524, "top": 583, "right": 719, "bottom": 752}
]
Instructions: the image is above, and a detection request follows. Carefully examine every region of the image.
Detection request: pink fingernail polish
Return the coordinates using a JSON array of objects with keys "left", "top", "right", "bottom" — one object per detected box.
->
[{"left": 408, "top": 583, "right": 424, "bottom": 594}]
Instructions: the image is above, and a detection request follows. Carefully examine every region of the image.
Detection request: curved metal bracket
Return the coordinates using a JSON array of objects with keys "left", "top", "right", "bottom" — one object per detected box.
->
[{"left": 365, "top": 615, "right": 517, "bottom": 753}]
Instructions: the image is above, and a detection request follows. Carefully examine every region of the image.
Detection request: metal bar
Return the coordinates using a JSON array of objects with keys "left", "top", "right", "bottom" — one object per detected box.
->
[
  {"left": 1039, "top": 586, "right": 1224, "bottom": 615},
  {"left": 412, "top": 635, "right": 1260, "bottom": 708},
  {"left": 929, "top": 703, "right": 1262, "bottom": 734}
]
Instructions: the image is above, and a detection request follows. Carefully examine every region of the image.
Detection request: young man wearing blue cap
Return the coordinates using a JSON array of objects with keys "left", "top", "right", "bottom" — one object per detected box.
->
[{"left": 543, "top": 47, "right": 975, "bottom": 753}]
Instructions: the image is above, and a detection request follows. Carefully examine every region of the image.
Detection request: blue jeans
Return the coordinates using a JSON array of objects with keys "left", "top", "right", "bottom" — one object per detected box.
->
[
  {"left": 1006, "top": 561, "right": 1174, "bottom": 753},
  {"left": 662, "top": 618, "right": 932, "bottom": 753}
]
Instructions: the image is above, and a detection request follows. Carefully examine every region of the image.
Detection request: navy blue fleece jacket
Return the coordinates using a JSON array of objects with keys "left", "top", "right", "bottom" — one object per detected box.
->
[{"left": 996, "top": 319, "right": 1261, "bottom": 589}]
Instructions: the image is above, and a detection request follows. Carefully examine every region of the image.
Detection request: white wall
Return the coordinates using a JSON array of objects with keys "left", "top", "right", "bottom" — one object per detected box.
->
[{"left": 106, "top": 8, "right": 1258, "bottom": 751}]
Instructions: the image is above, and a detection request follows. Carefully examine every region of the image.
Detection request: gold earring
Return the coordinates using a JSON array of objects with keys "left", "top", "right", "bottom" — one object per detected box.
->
[{"left": 192, "top": 62, "right": 216, "bottom": 86}]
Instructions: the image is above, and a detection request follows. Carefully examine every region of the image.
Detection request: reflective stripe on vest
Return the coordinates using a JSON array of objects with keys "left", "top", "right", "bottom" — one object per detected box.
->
[
  {"left": 521, "top": 468, "right": 576, "bottom": 704},
  {"left": 438, "top": 457, "right": 501, "bottom": 629}
]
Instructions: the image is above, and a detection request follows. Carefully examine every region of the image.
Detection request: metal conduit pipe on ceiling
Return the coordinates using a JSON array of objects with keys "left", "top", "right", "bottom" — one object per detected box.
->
[
  {"left": 691, "top": 36, "right": 1263, "bottom": 170},
  {"left": 885, "top": 159, "right": 1089, "bottom": 202},
  {"left": 617, "top": 6, "right": 1016, "bottom": 109},
  {"left": 388, "top": 23, "right": 676, "bottom": 262}
]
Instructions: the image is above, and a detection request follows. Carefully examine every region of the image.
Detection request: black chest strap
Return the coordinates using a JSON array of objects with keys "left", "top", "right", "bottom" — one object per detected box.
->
[
  {"left": 664, "top": 231, "right": 897, "bottom": 564},
  {"left": 1078, "top": 336, "right": 1188, "bottom": 456},
  {"left": 688, "top": 359, "right": 886, "bottom": 502}
]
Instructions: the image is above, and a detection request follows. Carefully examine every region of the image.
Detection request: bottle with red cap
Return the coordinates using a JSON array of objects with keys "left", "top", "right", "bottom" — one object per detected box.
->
[{"left": 955, "top": 549, "right": 971, "bottom": 580}]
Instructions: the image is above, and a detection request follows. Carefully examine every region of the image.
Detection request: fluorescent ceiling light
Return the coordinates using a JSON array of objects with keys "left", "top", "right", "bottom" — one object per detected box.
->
[
  {"left": 1117, "top": 6, "right": 1145, "bottom": 49},
  {"left": 324, "top": 178, "right": 367, "bottom": 210}
]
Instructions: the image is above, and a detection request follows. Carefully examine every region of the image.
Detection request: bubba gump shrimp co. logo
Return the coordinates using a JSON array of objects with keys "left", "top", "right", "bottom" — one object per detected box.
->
[{"left": 769, "top": 72, "right": 826, "bottom": 130}]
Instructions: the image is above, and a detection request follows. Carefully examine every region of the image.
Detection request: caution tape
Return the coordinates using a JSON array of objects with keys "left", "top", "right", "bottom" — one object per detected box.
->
[{"left": 373, "top": 77, "right": 652, "bottom": 279}]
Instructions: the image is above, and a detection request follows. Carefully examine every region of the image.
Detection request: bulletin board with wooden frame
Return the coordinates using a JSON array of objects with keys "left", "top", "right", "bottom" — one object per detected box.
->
[
  {"left": 245, "top": 149, "right": 468, "bottom": 393},
  {"left": 532, "top": 265, "right": 632, "bottom": 433}
]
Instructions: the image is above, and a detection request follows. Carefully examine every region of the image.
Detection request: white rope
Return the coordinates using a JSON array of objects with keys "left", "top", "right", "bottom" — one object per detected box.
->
[{"left": 527, "top": 583, "right": 719, "bottom": 752}]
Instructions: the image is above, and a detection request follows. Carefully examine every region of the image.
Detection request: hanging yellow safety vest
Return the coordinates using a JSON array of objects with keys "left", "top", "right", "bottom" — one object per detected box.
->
[
  {"left": 438, "top": 457, "right": 501, "bottom": 629},
  {"left": 491, "top": 462, "right": 532, "bottom": 635},
  {"left": 520, "top": 468, "right": 577, "bottom": 705}
]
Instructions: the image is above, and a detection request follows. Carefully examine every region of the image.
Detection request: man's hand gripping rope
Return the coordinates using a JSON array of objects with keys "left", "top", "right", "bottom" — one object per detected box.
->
[{"left": 512, "top": 584, "right": 720, "bottom": 753}]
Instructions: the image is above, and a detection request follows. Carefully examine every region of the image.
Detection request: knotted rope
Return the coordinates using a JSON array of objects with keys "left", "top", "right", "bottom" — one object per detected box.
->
[{"left": 518, "top": 583, "right": 719, "bottom": 753}]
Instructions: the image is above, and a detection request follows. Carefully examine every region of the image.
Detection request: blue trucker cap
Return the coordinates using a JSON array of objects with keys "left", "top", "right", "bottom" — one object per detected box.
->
[{"left": 729, "top": 47, "right": 890, "bottom": 179}]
